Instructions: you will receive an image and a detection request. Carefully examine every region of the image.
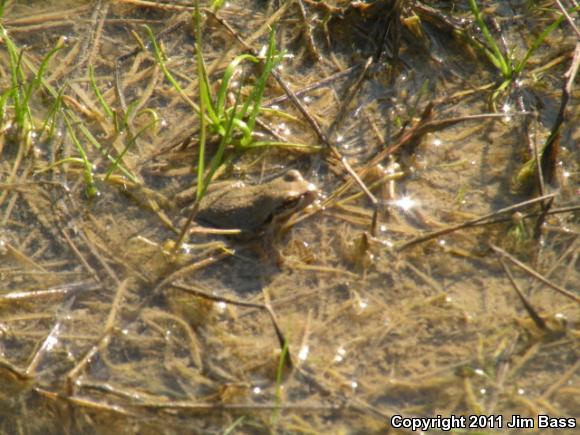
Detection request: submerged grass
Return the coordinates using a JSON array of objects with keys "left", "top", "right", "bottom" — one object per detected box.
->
[
  {"left": 147, "top": 5, "right": 314, "bottom": 204},
  {"left": 0, "top": 23, "right": 34, "bottom": 143},
  {"left": 0, "top": 18, "right": 140, "bottom": 191},
  {"left": 0, "top": 22, "right": 60, "bottom": 144},
  {"left": 468, "top": 0, "right": 580, "bottom": 106},
  {"left": 194, "top": 3, "right": 209, "bottom": 203},
  {"left": 468, "top": 0, "right": 511, "bottom": 79},
  {"left": 63, "top": 114, "right": 98, "bottom": 198},
  {"left": 103, "top": 107, "right": 159, "bottom": 181},
  {"left": 1, "top": 1, "right": 578, "bottom": 434},
  {"left": 88, "top": 65, "right": 114, "bottom": 121},
  {"left": 192, "top": 8, "right": 284, "bottom": 200}
]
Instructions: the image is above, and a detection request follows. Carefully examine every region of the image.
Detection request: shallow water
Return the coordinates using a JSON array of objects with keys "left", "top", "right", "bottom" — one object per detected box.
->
[{"left": 0, "top": 1, "right": 578, "bottom": 433}]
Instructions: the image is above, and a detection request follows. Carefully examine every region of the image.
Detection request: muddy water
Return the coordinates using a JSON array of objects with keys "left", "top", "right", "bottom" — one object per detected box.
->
[{"left": 0, "top": 1, "right": 578, "bottom": 433}]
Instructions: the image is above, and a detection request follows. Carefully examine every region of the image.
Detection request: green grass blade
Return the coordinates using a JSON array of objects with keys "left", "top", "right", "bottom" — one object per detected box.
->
[
  {"left": 216, "top": 54, "right": 259, "bottom": 118},
  {"left": 515, "top": 6, "right": 580, "bottom": 75},
  {"left": 104, "top": 110, "right": 158, "bottom": 180},
  {"left": 23, "top": 38, "right": 64, "bottom": 111},
  {"left": 89, "top": 65, "right": 114, "bottom": 120},
  {"left": 194, "top": 1, "right": 208, "bottom": 202},
  {"left": 239, "top": 27, "right": 281, "bottom": 147},
  {"left": 232, "top": 117, "right": 252, "bottom": 146},
  {"left": 273, "top": 337, "right": 290, "bottom": 420},
  {"left": 211, "top": 0, "right": 226, "bottom": 12},
  {"left": 5, "top": 46, "right": 26, "bottom": 127},
  {"left": 0, "top": 91, "right": 9, "bottom": 123},
  {"left": 194, "top": 44, "right": 222, "bottom": 135},
  {"left": 193, "top": 36, "right": 219, "bottom": 131},
  {"left": 40, "top": 84, "right": 65, "bottom": 141},
  {"left": 1, "top": 26, "right": 25, "bottom": 89},
  {"left": 143, "top": 25, "right": 205, "bottom": 117},
  {"left": 36, "top": 157, "right": 86, "bottom": 172},
  {"left": 203, "top": 75, "right": 245, "bottom": 194},
  {"left": 72, "top": 113, "right": 139, "bottom": 183},
  {"left": 468, "top": 0, "right": 511, "bottom": 78},
  {"left": 223, "top": 417, "right": 246, "bottom": 435},
  {"left": 64, "top": 114, "right": 98, "bottom": 198},
  {"left": 258, "top": 107, "right": 301, "bottom": 123}
]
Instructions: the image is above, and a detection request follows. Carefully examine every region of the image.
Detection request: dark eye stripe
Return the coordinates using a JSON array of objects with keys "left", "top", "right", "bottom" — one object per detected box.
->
[{"left": 281, "top": 197, "right": 301, "bottom": 209}]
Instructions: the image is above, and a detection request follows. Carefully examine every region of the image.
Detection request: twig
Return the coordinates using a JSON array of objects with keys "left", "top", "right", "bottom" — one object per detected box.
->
[
  {"left": 134, "top": 400, "right": 340, "bottom": 412},
  {"left": 0, "top": 358, "right": 33, "bottom": 382},
  {"left": 3, "top": 5, "right": 91, "bottom": 26},
  {"left": 72, "top": 0, "right": 108, "bottom": 79},
  {"left": 533, "top": 196, "right": 553, "bottom": 241},
  {"left": 497, "top": 258, "right": 548, "bottom": 331},
  {"left": 171, "top": 283, "right": 293, "bottom": 370},
  {"left": 114, "top": 0, "right": 194, "bottom": 11},
  {"left": 296, "top": 0, "right": 321, "bottom": 61},
  {"left": 397, "top": 193, "right": 556, "bottom": 251},
  {"left": 555, "top": 0, "right": 580, "bottom": 39},
  {"left": 60, "top": 226, "right": 100, "bottom": 282},
  {"left": 489, "top": 244, "right": 580, "bottom": 304},
  {"left": 0, "top": 281, "right": 97, "bottom": 302},
  {"left": 263, "top": 64, "right": 362, "bottom": 107},
  {"left": 3, "top": 241, "right": 48, "bottom": 272},
  {"left": 539, "top": 358, "right": 580, "bottom": 401},
  {"left": 34, "top": 388, "right": 142, "bottom": 417},
  {"left": 535, "top": 41, "right": 580, "bottom": 191},
  {"left": 66, "top": 279, "right": 130, "bottom": 394},
  {"left": 374, "top": 0, "right": 402, "bottom": 63},
  {"left": 327, "top": 57, "right": 373, "bottom": 138},
  {"left": 26, "top": 296, "right": 77, "bottom": 375},
  {"left": 529, "top": 238, "right": 579, "bottom": 295},
  {"left": 86, "top": 0, "right": 109, "bottom": 70}
]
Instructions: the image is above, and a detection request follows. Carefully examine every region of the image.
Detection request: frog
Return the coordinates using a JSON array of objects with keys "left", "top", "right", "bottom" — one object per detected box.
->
[{"left": 193, "top": 169, "right": 318, "bottom": 234}]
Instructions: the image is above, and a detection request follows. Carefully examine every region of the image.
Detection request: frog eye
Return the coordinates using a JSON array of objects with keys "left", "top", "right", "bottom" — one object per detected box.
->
[{"left": 283, "top": 170, "right": 303, "bottom": 182}]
